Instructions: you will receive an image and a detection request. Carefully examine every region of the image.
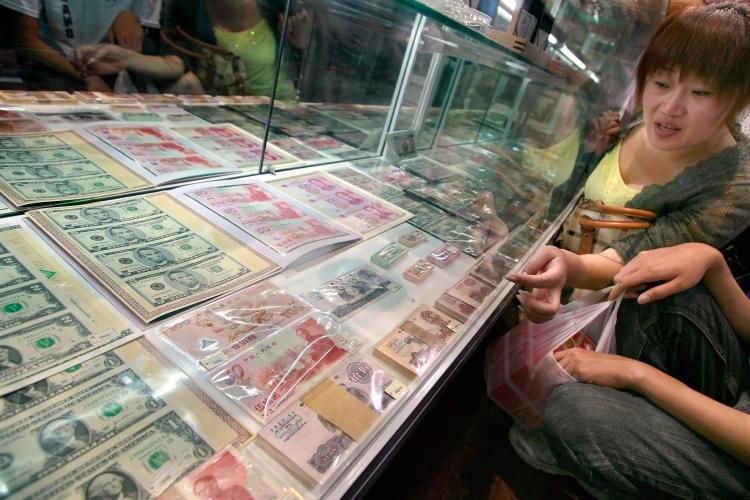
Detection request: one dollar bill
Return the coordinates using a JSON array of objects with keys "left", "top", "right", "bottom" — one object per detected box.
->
[
  {"left": 0, "top": 368, "right": 166, "bottom": 493},
  {"left": 15, "top": 411, "right": 214, "bottom": 500}
]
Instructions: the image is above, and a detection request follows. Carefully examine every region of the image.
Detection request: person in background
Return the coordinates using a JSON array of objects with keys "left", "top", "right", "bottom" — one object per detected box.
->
[
  {"left": 508, "top": 243, "right": 750, "bottom": 497},
  {"left": 1, "top": 0, "right": 161, "bottom": 91},
  {"left": 74, "top": 0, "right": 307, "bottom": 97}
]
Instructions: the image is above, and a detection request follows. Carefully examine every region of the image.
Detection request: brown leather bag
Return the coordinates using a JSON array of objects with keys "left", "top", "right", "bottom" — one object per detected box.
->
[{"left": 161, "top": 26, "right": 249, "bottom": 96}]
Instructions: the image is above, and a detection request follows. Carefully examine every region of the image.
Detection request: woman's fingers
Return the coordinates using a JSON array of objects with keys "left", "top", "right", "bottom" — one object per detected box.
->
[
  {"left": 520, "top": 293, "right": 558, "bottom": 323},
  {"left": 505, "top": 271, "right": 561, "bottom": 289},
  {"left": 637, "top": 280, "right": 681, "bottom": 304}
]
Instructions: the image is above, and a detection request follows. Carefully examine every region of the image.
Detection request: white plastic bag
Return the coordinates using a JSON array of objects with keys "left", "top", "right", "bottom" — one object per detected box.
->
[{"left": 484, "top": 287, "right": 622, "bottom": 429}]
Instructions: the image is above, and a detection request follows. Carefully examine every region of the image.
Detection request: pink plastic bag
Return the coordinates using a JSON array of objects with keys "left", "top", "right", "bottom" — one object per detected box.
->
[{"left": 484, "top": 288, "right": 622, "bottom": 429}]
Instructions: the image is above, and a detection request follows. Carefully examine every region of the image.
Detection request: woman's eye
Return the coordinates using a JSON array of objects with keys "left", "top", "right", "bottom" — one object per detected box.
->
[
  {"left": 654, "top": 81, "right": 669, "bottom": 89},
  {"left": 692, "top": 89, "right": 712, "bottom": 96}
]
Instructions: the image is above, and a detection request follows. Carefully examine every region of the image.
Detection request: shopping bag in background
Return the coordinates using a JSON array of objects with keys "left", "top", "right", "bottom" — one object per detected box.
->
[{"left": 484, "top": 288, "right": 621, "bottom": 429}]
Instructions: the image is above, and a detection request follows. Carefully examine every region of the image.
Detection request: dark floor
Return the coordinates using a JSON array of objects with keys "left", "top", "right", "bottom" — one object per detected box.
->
[{"left": 362, "top": 311, "right": 593, "bottom": 500}]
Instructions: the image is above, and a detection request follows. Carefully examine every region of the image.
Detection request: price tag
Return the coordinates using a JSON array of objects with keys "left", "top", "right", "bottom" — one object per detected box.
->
[
  {"left": 148, "top": 463, "right": 179, "bottom": 496},
  {"left": 385, "top": 129, "right": 417, "bottom": 163},
  {"left": 88, "top": 328, "right": 120, "bottom": 345},
  {"left": 200, "top": 351, "right": 229, "bottom": 370},
  {"left": 384, "top": 379, "right": 407, "bottom": 400},
  {"left": 335, "top": 335, "right": 363, "bottom": 353}
]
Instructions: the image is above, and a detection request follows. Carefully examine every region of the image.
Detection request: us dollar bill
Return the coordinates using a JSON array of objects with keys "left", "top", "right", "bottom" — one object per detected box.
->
[
  {"left": 13, "top": 411, "right": 214, "bottom": 500},
  {"left": 0, "top": 351, "right": 124, "bottom": 419},
  {"left": 8, "top": 175, "right": 128, "bottom": 200},
  {"left": 0, "top": 147, "right": 85, "bottom": 164},
  {"left": 0, "top": 160, "right": 108, "bottom": 181},
  {"left": 126, "top": 253, "right": 251, "bottom": 306},
  {"left": 63, "top": 214, "right": 190, "bottom": 252},
  {"left": 0, "top": 313, "right": 126, "bottom": 387},
  {"left": 95, "top": 234, "right": 221, "bottom": 278},
  {"left": 0, "top": 134, "right": 66, "bottom": 149},
  {"left": 0, "top": 282, "right": 65, "bottom": 330},
  {"left": 40, "top": 198, "right": 165, "bottom": 230},
  {"left": 0, "top": 255, "right": 34, "bottom": 288},
  {"left": 0, "top": 369, "right": 166, "bottom": 493}
]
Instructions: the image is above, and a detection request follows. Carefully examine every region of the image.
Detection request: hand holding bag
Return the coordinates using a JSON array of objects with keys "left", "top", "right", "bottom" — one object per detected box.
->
[
  {"left": 484, "top": 288, "right": 622, "bottom": 429},
  {"left": 161, "top": 26, "right": 249, "bottom": 96}
]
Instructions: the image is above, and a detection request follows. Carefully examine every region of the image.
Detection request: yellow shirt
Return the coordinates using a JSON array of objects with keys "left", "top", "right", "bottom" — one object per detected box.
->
[
  {"left": 214, "top": 19, "right": 294, "bottom": 99},
  {"left": 584, "top": 141, "right": 641, "bottom": 206},
  {"left": 522, "top": 127, "right": 581, "bottom": 187}
]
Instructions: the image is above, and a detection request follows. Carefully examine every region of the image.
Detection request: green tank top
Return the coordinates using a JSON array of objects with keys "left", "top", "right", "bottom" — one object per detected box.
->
[
  {"left": 584, "top": 140, "right": 642, "bottom": 206},
  {"left": 213, "top": 19, "right": 294, "bottom": 99}
]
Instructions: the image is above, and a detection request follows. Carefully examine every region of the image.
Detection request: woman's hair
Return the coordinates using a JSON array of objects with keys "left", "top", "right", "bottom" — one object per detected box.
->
[{"left": 636, "top": 1, "right": 750, "bottom": 120}]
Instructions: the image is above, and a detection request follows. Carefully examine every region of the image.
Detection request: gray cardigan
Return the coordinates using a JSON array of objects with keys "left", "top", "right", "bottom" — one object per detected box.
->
[{"left": 611, "top": 133, "right": 750, "bottom": 262}]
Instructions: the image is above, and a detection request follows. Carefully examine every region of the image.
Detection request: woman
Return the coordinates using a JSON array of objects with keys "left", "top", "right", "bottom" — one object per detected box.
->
[
  {"left": 547, "top": 2, "right": 750, "bottom": 311},
  {"left": 508, "top": 242, "right": 750, "bottom": 497}
]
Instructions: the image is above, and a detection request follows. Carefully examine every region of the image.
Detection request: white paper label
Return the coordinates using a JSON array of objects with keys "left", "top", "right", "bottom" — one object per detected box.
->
[{"left": 88, "top": 328, "right": 120, "bottom": 345}]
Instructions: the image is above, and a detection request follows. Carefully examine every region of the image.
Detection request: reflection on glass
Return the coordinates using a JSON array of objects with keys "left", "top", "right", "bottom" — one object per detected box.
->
[
  {"left": 259, "top": 0, "right": 416, "bottom": 170},
  {"left": 513, "top": 80, "right": 585, "bottom": 187},
  {"left": 439, "top": 62, "right": 500, "bottom": 145},
  {"left": 478, "top": 69, "right": 524, "bottom": 141}
]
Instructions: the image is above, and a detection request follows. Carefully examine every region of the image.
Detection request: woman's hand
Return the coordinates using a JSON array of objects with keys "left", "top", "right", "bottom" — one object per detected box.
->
[
  {"left": 74, "top": 44, "right": 132, "bottom": 76},
  {"left": 609, "top": 243, "right": 722, "bottom": 303},
  {"left": 506, "top": 246, "right": 567, "bottom": 323},
  {"left": 279, "top": 9, "right": 311, "bottom": 49},
  {"left": 588, "top": 110, "right": 622, "bottom": 156},
  {"left": 555, "top": 348, "right": 644, "bottom": 390}
]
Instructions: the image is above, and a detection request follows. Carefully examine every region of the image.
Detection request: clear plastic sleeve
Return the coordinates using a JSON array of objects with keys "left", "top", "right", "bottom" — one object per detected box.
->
[
  {"left": 209, "top": 312, "right": 362, "bottom": 422},
  {"left": 374, "top": 305, "right": 463, "bottom": 378},
  {"left": 157, "top": 281, "right": 312, "bottom": 370},
  {"left": 160, "top": 445, "right": 302, "bottom": 500}
]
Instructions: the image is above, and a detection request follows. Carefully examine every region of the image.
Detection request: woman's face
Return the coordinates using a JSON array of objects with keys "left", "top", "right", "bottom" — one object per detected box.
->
[{"left": 642, "top": 69, "right": 736, "bottom": 153}]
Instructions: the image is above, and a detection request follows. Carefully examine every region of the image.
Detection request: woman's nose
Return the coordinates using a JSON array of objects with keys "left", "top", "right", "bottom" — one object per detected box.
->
[{"left": 661, "top": 88, "right": 687, "bottom": 116}]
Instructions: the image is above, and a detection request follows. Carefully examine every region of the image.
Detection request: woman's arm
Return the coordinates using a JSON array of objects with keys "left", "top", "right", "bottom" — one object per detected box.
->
[
  {"left": 13, "top": 12, "right": 83, "bottom": 82},
  {"left": 556, "top": 349, "right": 750, "bottom": 465},
  {"left": 506, "top": 246, "right": 623, "bottom": 322},
  {"left": 75, "top": 44, "right": 185, "bottom": 80},
  {"left": 703, "top": 258, "right": 750, "bottom": 342},
  {"left": 611, "top": 243, "right": 750, "bottom": 342}
]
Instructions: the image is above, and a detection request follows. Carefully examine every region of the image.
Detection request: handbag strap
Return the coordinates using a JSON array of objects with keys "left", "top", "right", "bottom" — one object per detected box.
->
[
  {"left": 577, "top": 215, "right": 651, "bottom": 254},
  {"left": 578, "top": 216, "right": 652, "bottom": 230},
  {"left": 161, "top": 26, "right": 235, "bottom": 60},
  {"left": 592, "top": 200, "right": 657, "bottom": 221}
]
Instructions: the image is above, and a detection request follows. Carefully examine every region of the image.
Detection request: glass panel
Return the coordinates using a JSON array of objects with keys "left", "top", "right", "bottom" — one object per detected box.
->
[
  {"left": 438, "top": 61, "right": 501, "bottom": 146},
  {"left": 546, "top": 0, "right": 668, "bottom": 119},
  {"left": 477, "top": 68, "right": 525, "bottom": 141},
  {"left": 261, "top": 0, "right": 416, "bottom": 171}
]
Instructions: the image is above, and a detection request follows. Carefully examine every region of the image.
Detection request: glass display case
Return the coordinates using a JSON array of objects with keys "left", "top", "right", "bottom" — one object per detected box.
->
[{"left": 0, "top": 0, "right": 667, "bottom": 498}]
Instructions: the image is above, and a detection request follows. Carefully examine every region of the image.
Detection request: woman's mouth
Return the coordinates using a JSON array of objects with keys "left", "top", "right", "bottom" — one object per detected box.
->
[{"left": 654, "top": 121, "right": 681, "bottom": 138}]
